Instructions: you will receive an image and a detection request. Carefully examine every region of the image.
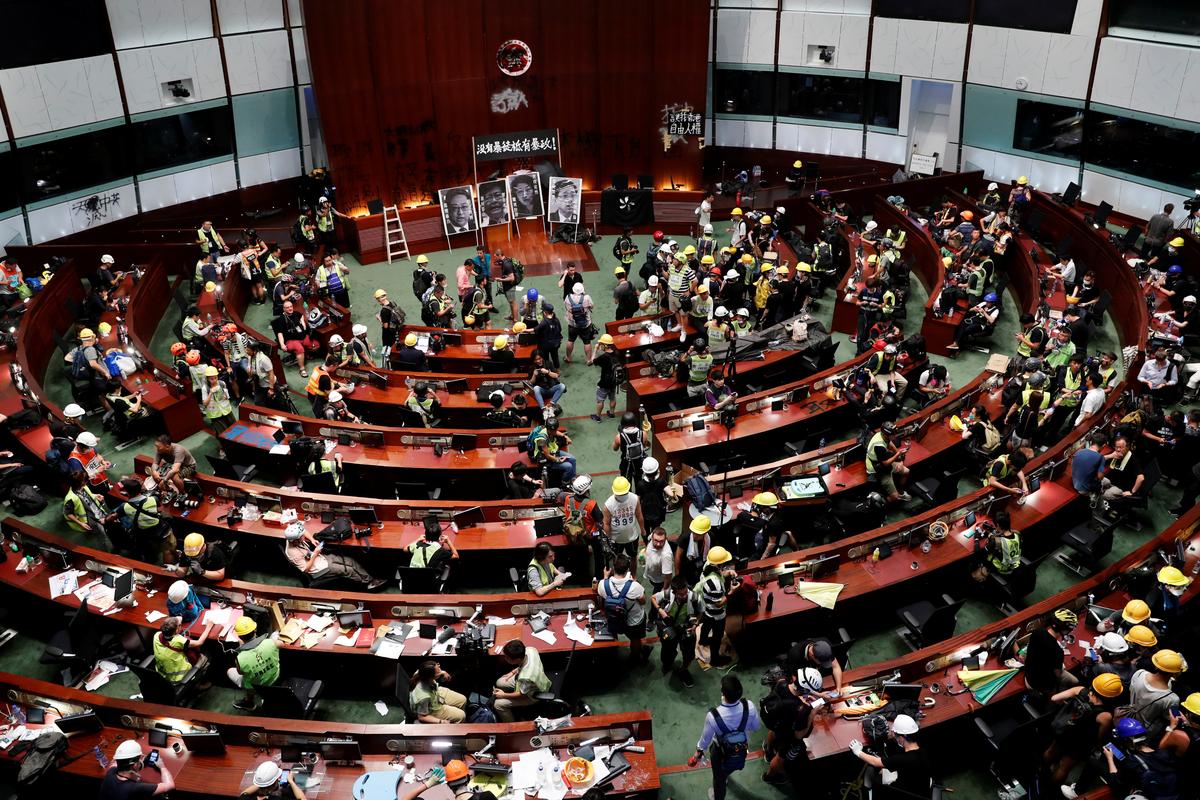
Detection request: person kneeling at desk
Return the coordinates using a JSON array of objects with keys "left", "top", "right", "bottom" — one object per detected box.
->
[
  {"left": 410, "top": 660, "right": 467, "bottom": 723},
  {"left": 492, "top": 640, "right": 550, "bottom": 722},
  {"left": 243, "top": 761, "right": 305, "bottom": 799},
  {"left": 283, "top": 523, "right": 387, "bottom": 591}
]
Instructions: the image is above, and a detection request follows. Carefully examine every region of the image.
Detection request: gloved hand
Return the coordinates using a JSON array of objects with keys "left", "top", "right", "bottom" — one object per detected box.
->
[
  {"left": 421, "top": 766, "right": 446, "bottom": 788},
  {"left": 848, "top": 739, "right": 863, "bottom": 756},
  {"left": 687, "top": 750, "right": 703, "bottom": 768}
]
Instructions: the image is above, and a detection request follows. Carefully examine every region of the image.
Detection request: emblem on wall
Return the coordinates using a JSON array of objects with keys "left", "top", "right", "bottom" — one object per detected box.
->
[{"left": 496, "top": 39, "right": 532, "bottom": 76}]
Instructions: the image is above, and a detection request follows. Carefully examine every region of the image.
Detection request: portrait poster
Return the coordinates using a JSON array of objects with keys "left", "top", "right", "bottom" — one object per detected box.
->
[
  {"left": 547, "top": 177, "right": 583, "bottom": 225},
  {"left": 506, "top": 173, "right": 544, "bottom": 219},
  {"left": 477, "top": 179, "right": 510, "bottom": 227},
  {"left": 438, "top": 186, "right": 478, "bottom": 234}
]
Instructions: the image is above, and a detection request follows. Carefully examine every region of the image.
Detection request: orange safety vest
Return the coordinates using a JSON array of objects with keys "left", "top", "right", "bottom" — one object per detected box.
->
[
  {"left": 69, "top": 448, "right": 107, "bottom": 485},
  {"left": 305, "top": 365, "right": 329, "bottom": 397}
]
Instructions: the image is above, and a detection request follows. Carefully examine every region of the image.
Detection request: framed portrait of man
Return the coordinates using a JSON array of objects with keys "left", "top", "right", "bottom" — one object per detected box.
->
[
  {"left": 438, "top": 186, "right": 478, "bottom": 234},
  {"left": 477, "top": 179, "right": 510, "bottom": 227},
  {"left": 506, "top": 173, "right": 544, "bottom": 219},
  {"left": 547, "top": 177, "right": 582, "bottom": 224}
]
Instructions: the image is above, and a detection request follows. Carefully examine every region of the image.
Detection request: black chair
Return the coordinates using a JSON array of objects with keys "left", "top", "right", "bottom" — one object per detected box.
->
[
  {"left": 896, "top": 594, "right": 964, "bottom": 650},
  {"left": 132, "top": 655, "right": 204, "bottom": 706},
  {"left": 394, "top": 661, "right": 415, "bottom": 722},
  {"left": 206, "top": 455, "right": 258, "bottom": 482},
  {"left": 910, "top": 464, "right": 967, "bottom": 508},
  {"left": 1055, "top": 518, "right": 1117, "bottom": 576},
  {"left": 40, "top": 604, "right": 111, "bottom": 686},
  {"left": 1107, "top": 459, "right": 1161, "bottom": 532},
  {"left": 257, "top": 677, "right": 323, "bottom": 719},
  {"left": 799, "top": 340, "right": 839, "bottom": 376},
  {"left": 986, "top": 556, "right": 1037, "bottom": 615},
  {"left": 516, "top": 644, "right": 576, "bottom": 721},
  {"left": 973, "top": 700, "right": 1046, "bottom": 789},
  {"left": 831, "top": 626, "right": 854, "bottom": 670},
  {"left": 395, "top": 565, "right": 450, "bottom": 594}
]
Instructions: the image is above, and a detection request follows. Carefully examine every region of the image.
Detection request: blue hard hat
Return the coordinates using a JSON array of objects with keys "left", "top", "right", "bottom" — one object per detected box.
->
[
  {"left": 984, "top": 292, "right": 998, "bottom": 303},
  {"left": 1168, "top": 265, "right": 1183, "bottom": 274},
  {"left": 527, "top": 288, "right": 539, "bottom": 301},
  {"left": 1114, "top": 717, "right": 1146, "bottom": 739}
]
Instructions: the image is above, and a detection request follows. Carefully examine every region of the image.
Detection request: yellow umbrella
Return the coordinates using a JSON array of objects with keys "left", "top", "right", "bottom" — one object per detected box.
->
[
  {"left": 793, "top": 581, "right": 844, "bottom": 610},
  {"left": 956, "top": 668, "right": 1020, "bottom": 703}
]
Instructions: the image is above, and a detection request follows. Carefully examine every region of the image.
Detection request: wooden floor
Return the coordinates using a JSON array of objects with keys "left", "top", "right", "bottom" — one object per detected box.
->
[{"left": 484, "top": 216, "right": 599, "bottom": 276}]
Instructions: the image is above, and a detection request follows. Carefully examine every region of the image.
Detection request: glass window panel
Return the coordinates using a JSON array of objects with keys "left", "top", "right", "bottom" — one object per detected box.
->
[
  {"left": 713, "top": 69, "right": 776, "bottom": 116},
  {"left": 1013, "top": 99, "right": 1084, "bottom": 160},
  {"left": 1109, "top": 0, "right": 1200, "bottom": 37},
  {"left": 131, "top": 106, "right": 235, "bottom": 175},
  {"left": 777, "top": 74, "right": 863, "bottom": 124},
  {"left": 17, "top": 127, "right": 131, "bottom": 203}
]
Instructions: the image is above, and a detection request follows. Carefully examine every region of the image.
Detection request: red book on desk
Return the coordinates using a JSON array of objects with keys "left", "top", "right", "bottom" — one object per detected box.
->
[{"left": 357, "top": 627, "right": 377, "bottom": 649}]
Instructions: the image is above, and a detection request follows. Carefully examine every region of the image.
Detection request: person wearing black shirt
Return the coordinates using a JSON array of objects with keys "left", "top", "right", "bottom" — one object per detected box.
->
[
  {"left": 763, "top": 668, "right": 820, "bottom": 787},
  {"left": 99, "top": 740, "right": 175, "bottom": 799},
  {"left": 613, "top": 267, "right": 639, "bottom": 319},
  {"left": 535, "top": 304, "right": 563, "bottom": 370},
  {"left": 1070, "top": 271, "right": 1102, "bottom": 320},
  {"left": 1021, "top": 608, "right": 1079, "bottom": 696},
  {"left": 483, "top": 390, "right": 525, "bottom": 428},
  {"left": 505, "top": 462, "right": 541, "bottom": 499},
  {"left": 168, "top": 534, "right": 228, "bottom": 581},
  {"left": 1064, "top": 306, "right": 1090, "bottom": 352},
  {"left": 590, "top": 338, "right": 619, "bottom": 421},
  {"left": 849, "top": 714, "right": 932, "bottom": 800},
  {"left": 270, "top": 300, "right": 317, "bottom": 377},
  {"left": 1141, "top": 408, "right": 1184, "bottom": 477},
  {"left": 635, "top": 457, "right": 668, "bottom": 531},
  {"left": 392, "top": 334, "right": 429, "bottom": 371},
  {"left": 82, "top": 285, "right": 114, "bottom": 327}
]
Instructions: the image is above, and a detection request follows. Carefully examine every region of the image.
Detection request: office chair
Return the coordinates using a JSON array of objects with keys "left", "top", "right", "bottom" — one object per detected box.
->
[
  {"left": 910, "top": 464, "right": 968, "bottom": 508},
  {"left": 394, "top": 661, "right": 415, "bottom": 722},
  {"left": 973, "top": 699, "right": 1047, "bottom": 790},
  {"left": 257, "top": 677, "right": 323, "bottom": 719},
  {"left": 40, "top": 604, "right": 113, "bottom": 686},
  {"left": 984, "top": 556, "right": 1036, "bottom": 616},
  {"left": 1106, "top": 459, "right": 1161, "bottom": 532},
  {"left": 132, "top": 656, "right": 205, "bottom": 706},
  {"left": 515, "top": 643, "right": 576, "bottom": 721},
  {"left": 1055, "top": 519, "right": 1117, "bottom": 576},
  {"left": 896, "top": 594, "right": 964, "bottom": 650}
]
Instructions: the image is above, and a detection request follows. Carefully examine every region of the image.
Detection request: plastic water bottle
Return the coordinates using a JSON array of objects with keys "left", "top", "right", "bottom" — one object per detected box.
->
[
  {"left": 818, "top": 437, "right": 827, "bottom": 450},
  {"left": 93, "top": 745, "right": 110, "bottom": 769},
  {"left": 537, "top": 763, "right": 546, "bottom": 790}
]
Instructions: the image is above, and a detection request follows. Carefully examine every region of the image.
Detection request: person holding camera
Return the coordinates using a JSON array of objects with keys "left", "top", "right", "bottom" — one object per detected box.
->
[{"left": 651, "top": 575, "right": 702, "bottom": 687}]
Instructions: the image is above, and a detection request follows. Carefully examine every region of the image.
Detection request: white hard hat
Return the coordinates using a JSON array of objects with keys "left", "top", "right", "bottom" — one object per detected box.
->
[
  {"left": 328, "top": 391, "right": 343, "bottom": 403},
  {"left": 318, "top": 196, "right": 329, "bottom": 204},
  {"left": 352, "top": 323, "right": 368, "bottom": 336},
  {"left": 641, "top": 457, "right": 659, "bottom": 474},
  {"left": 703, "top": 224, "right": 713, "bottom": 234},
  {"left": 736, "top": 308, "right": 750, "bottom": 317},
  {"left": 571, "top": 474, "right": 593, "bottom": 495},
  {"left": 865, "top": 220, "right": 878, "bottom": 232},
  {"left": 572, "top": 282, "right": 584, "bottom": 295},
  {"left": 776, "top": 207, "right": 785, "bottom": 215},
  {"left": 328, "top": 334, "right": 344, "bottom": 346},
  {"left": 667, "top": 240, "right": 678, "bottom": 249},
  {"left": 63, "top": 403, "right": 85, "bottom": 418},
  {"left": 714, "top": 306, "right": 729, "bottom": 318},
  {"left": 285, "top": 522, "right": 305, "bottom": 541},
  {"left": 647, "top": 275, "right": 659, "bottom": 287},
  {"left": 725, "top": 269, "right": 739, "bottom": 280},
  {"left": 76, "top": 431, "right": 98, "bottom": 447},
  {"left": 168, "top": 580, "right": 190, "bottom": 603},
  {"left": 1185, "top": 295, "right": 1197, "bottom": 304},
  {"left": 100, "top": 254, "right": 115, "bottom": 264},
  {"left": 293, "top": 253, "right": 306, "bottom": 263},
  {"left": 1099, "top": 631, "right": 1129, "bottom": 653},
  {"left": 254, "top": 761, "right": 283, "bottom": 787},
  {"left": 114, "top": 740, "right": 143, "bottom": 762},
  {"left": 891, "top": 714, "right": 919, "bottom": 736},
  {"left": 796, "top": 667, "right": 823, "bottom": 692},
  {"left": 987, "top": 182, "right": 999, "bottom": 191}
]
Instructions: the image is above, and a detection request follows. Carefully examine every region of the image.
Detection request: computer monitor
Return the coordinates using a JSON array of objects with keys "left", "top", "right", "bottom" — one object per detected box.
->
[
  {"left": 1028, "top": 475, "right": 1041, "bottom": 492},
  {"left": 840, "top": 442, "right": 864, "bottom": 464},
  {"left": 281, "top": 420, "right": 305, "bottom": 437},
  {"left": 882, "top": 683, "right": 924, "bottom": 703},
  {"left": 770, "top": 398, "right": 784, "bottom": 412},
  {"left": 534, "top": 514, "right": 564, "bottom": 538},
  {"left": 691, "top": 419, "right": 706, "bottom": 432},
  {"left": 791, "top": 385, "right": 810, "bottom": 403},
  {"left": 102, "top": 567, "right": 133, "bottom": 604},
  {"left": 1061, "top": 182, "right": 1080, "bottom": 206},
  {"left": 358, "top": 431, "right": 385, "bottom": 448},
  {"left": 818, "top": 461, "right": 831, "bottom": 476},
  {"left": 54, "top": 711, "right": 103, "bottom": 735},
  {"left": 299, "top": 471, "right": 338, "bottom": 495},
  {"left": 439, "top": 332, "right": 462, "bottom": 347},
  {"left": 207, "top": 455, "right": 242, "bottom": 481},
  {"left": 348, "top": 506, "right": 379, "bottom": 525},
  {"left": 337, "top": 610, "right": 373, "bottom": 629},
  {"left": 366, "top": 371, "right": 389, "bottom": 390},
  {"left": 319, "top": 739, "right": 362, "bottom": 763},
  {"left": 811, "top": 553, "right": 840, "bottom": 579},
  {"left": 963, "top": 510, "right": 977, "bottom": 528},
  {"left": 450, "top": 433, "right": 476, "bottom": 452},
  {"left": 452, "top": 506, "right": 485, "bottom": 528},
  {"left": 181, "top": 731, "right": 227, "bottom": 756},
  {"left": 996, "top": 627, "right": 1022, "bottom": 660},
  {"left": 1093, "top": 201, "right": 1113, "bottom": 228},
  {"left": 444, "top": 378, "right": 468, "bottom": 393}
]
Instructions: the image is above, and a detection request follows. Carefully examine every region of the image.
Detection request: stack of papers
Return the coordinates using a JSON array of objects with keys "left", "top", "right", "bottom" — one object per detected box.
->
[
  {"left": 372, "top": 638, "right": 404, "bottom": 660},
  {"left": 562, "top": 613, "right": 593, "bottom": 647},
  {"left": 532, "top": 629, "right": 557, "bottom": 646},
  {"left": 333, "top": 628, "right": 360, "bottom": 647},
  {"left": 305, "top": 614, "right": 334, "bottom": 632},
  {"left": 49, "top": 570, "right": 84, "bottom": 599},
  {"left": 299, "top": 631, "right": 323, "bottom": 649},
  {"left": 277, "top": 619, "right": 306, "bottom": 644},
  {"left": 510, "top": 748, "right": 568, "bottom": 800}
]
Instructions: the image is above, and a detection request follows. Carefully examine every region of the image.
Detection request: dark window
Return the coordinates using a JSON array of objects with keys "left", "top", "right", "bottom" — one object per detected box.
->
[
  {"left": 1013, "top": 100, "right": 1084, "bottom": 160},
  {"left": 866, "top": 81, "right": 902, "bottom": 129},
  {"left": 777, "top": 74, "right": 863, "bottom": 124},
  {"left": 0, "top": 0, "right": 111, "bottom": 70},
  {"left": 0, "top": 151, "right": 19, "bottom": 212},
  {"left": 131, "top": 106, "right": 235, "bottom": 175},
  {"left": 874, "top": 0, "right": 970, "bottom": 23},
  {"left": 976, "top": 0, "right": 1077, "bottom": 33},
  {"left": 16, "top": 126, "right": 131, "bottom": 202},
  {"left": 713, "top": 69, "right": 776, "bottom": 117},
  {"left": 1083, "top": 111, "right": 1200, "bottom": 190},
  {"left": 1109, "top": 0, "right": 1200, "bottom": 37}
]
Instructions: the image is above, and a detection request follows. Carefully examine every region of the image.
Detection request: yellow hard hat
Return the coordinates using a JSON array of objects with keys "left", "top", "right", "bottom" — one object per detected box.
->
[
  {"left": 701, "top": 254, "right": 715, "bottom": 265},
  {"left": 614, "top": 265, "right": 627, "bottom": 275},
  {"left": 942, "top": 256, "right": 953, "bottom": 267},
  {"left": 1016, "top": 176, "right": 1028, "bottom": 185},
  {"left": 1158, "top": 566, "right": 1191, "bottom": 587},
  {"left": 683, "top": 245, "right": 697, "bottom": 256},
  {"left": 204, "top": 365, "right": 219, "bottom": 377},
  {"left": 1182, "top": 692, "right": 1200, "bottom": 716},
  {"left": 1091, "top": 673, "right": 1123, "bottom": 698},
  {"left": 204, "top": 281, "right": 216, "bottom": 292},
  {"left": 512, "top": 321, "right": 527, "bottom": 333},
  {"left": 612, "top": 476, "right": 631, "bottom": 495},
  {"left": 98, "top": 322, "right": 112, "bottom": 336},
  {"left": 1122, "top": 599, "right": 1151, "bottom": 623},
  {"left": 793, "top": 160, "right": 803, "bottom": 168},
  {"left": 689, "top": 515, "right": 711, "bottom": 534},
  {"left": 760, "top": 215, "right": 772, "bottom": 225},
  {"left": 234, "top": 617, "right": 257, "bottom": 637},
  {"left": 949, "top": 415, "right": 964, "bottom": 432},
  {"left": 464, "top": 315, "right": 475, "bottom": 325},
  {"left": 731, "top": 208, "right": 743, "bottom": 216},
  {"left": 183, "top": 533, "right": 205, "bottom": 557},
  {"left": 1152, "top": 649, "right": 1187, "bottom": 674},
  {"left": 706, "top": 545, "right": 732, "bottom": 565},
  {"left": 740, "top": 254, "right": 753, "bottom": 264},
  {"left": 753, "top": 491, "right": 779, "bottom": 507},
  {"left": 1125, "top": 625, "right": 1158, "bottom": 648},
  {"left": 79, "top": 328, "right": 95, "bottom": 339},
  {"left": 493, "top": 334, "right": 509, "bottom": 349},
  {"left": 867, "top": 254, "right": 879, "bottom": 264},
  {"left": 402, "top": 333, "right": 418, "bottom": 347},
  {"left": 798, "top": 262, "right": 812, "bottom": 272},
  {"left": 373, "top": 289, "right": 388, "bottom": 299},
  {"left": 696, "top": 283, "right": 709, "bottom": 293},
  {"left": 598, "top": 333, "right": 615, "bottom": 346},
  {"left": 722, "top": 247, "right": 737, "bottom": 255},
  {"left": 1169, "top": 237, "right": 1185, "bottom": 248},
  {"left": 416, "top": 254, "right": 429, "bottom": 264}
]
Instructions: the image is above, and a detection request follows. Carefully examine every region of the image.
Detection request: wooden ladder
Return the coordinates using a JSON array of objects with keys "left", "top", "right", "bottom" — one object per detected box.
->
[{"left": 384, "top": 205, "right": 409, "bottom": 263}]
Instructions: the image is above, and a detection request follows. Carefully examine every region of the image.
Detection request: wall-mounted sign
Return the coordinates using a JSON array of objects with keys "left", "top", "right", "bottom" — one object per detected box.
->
[
  {"left": 496, "top": 39, "right": 532, "bottom": 77},
  {"left": 473, "top": 129, "right": 558, "bottom": 162}
]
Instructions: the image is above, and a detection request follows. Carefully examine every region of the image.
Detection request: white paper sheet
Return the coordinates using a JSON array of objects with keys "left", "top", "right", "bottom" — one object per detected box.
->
[
  {"left": 532, "top": 629, "right": 557, "bottom": 646},
  {"left": 269, "top": 444, "right": 291, "bottom": 455},
  {"left": 486, "top": 616, "right": 517, "bottom": 627},
  {"left": 305, "top": 614, "right": 334, "bottom": 632},
  {"left": 203, "top": 607, "right": 232, "bottom": 628},
  {"left": 48, "top": 571, "right": 79, "bottom": 599},
  {"left": 374, "top": 701, "right": 389, "bottom": 716},
  {"left": 333, "top": 629, "right": 360, "bottom": 647},
  {"left": 145, "top": 610, "right": 167, "bottom": 623}
]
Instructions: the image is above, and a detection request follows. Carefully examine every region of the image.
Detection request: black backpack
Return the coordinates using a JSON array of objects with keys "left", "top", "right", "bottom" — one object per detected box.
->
[
  {"left": 619, "top": 428, "right": 645, "bottom": 461},
  {"left": 14, "top": 730, "right": 80, "bottom": 787},
  {"left": 8, "top": 484, "right": 47, "bottom": 516},
  {"left": 420, "top": 298, "right": 439, "bottom": 326},
  {"left": 412, "top": 267, "right": 433, "bottom": 299},
  {"left": 69, "top": 347, "right": 91, "bottom": 380},
  {"left": 46, "top": 437, "right": 74, "bottom": 476}
]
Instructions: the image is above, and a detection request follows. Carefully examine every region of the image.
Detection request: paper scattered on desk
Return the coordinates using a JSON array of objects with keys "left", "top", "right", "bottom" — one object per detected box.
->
[
  {"left": 73, "top": 579, "right": 101, "bottom": 601},
  {"left": 145, "top": 610, "right": 167, "bottom": 623},
  {"left": 487, "top": 616, "right": 516, "bottom": 627},
  {"left": 374, "top": 700, "right": 388, "bottom": 717},
  {"left": 278, "top": 618, "right": 305, "bottom": 644},
  {"left": 269, "top": 444, "right": 291, "bottom": 455},
  {"left": 373, "top": 638, "right": 404, "bottom": 660},
  {"left": 333, "top": 629, "right": 360, "bottom": 647},
  {"left": 430, "top": 637, "right": 458, "bottom": 655},
  {"left": 203, "top": 607, "right": 232, "bottom": 628},
  {"left": 532, "top": 628, "right": 557, "bottom": 646},
  {"left": 48, "top": 570, "right": 81, "bottom": 599},
  {"left": 305, "top": 614, "right": 334, "bottom": 632},
  {"left": 299, "top": 631, "right": 322, "bottom": 649},
  {"left": 562, "top": 614, "right": 593, "bottom": 647}
]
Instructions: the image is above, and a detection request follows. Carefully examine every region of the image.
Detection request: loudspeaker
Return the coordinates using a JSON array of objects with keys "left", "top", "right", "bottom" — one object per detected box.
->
[
  {"left": 366, "top": 199, "right": 384, "bottom": 215},
  {"left": 611, "top": 174, "right": 628, "bottom": 190}
]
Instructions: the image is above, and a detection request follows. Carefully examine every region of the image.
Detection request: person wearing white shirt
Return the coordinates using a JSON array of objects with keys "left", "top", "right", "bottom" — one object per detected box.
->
[
  {"left": 696, "top": 193, "right": 713, "bottom": 228},
  {"left": 642, "top": 527, "right": 674, "bottom": 593},
  {"left": 1075, "top": 372, "right": 1107, "bottom": 427},
  {"left": 603, "top": 478, "right": 645, "bottom": 569}
]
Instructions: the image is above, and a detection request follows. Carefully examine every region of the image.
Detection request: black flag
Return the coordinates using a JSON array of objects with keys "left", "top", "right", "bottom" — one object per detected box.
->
[{"left": 601, "top": 188, "right": 654, "bottom": 227}]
